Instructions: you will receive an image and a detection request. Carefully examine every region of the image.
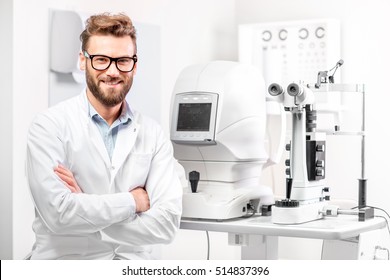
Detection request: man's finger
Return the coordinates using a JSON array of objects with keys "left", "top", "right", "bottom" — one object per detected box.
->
[
  {"left": 54, "top": 171, "right": 72, "bottom": 183},
  {"left": 55, "top": 165, "right": 73, "bottom": 177}
]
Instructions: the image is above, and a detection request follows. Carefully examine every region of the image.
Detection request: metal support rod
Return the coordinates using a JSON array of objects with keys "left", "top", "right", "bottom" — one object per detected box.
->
[
  {"left": 305, "top": 83, "right": 368, "bottom": 208},
  {"left": 361, "top": 85, "right": 366, "bottom": 179},
  {"left": 359, "top": 85, "right": 367, "bottom": 208},
  {"left": 337, "top": 209, "right": 358, "bottom": 215}
]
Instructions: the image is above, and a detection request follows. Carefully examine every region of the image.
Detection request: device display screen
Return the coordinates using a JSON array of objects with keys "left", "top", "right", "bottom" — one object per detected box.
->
[{"left": 177, "top": 103, "right": 212, "bottom": 131}]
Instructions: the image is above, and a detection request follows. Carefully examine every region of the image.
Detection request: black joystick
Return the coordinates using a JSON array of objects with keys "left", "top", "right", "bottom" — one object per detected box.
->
[
  {"left": 189, "top": 171, "right": 200, "bottom": 193},
  {"left": 286, "top": 178, "right": 293, "bottom": 200},
  {"left": 274, "top": 178, "right": 299, "bottom": 208}
]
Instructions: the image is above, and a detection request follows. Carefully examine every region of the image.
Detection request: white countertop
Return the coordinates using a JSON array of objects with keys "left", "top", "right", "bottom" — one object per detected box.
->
[{"left": 180, "top": 214, "right": 387, "bottom": 240}]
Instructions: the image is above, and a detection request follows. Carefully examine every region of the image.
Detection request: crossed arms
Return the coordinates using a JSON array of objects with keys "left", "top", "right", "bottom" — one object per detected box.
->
[{"left": 54, "top": 164, "right": 150, "bottom": 213}]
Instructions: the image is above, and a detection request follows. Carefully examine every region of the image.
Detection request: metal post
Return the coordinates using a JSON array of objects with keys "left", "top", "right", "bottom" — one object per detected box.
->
[{"left": 358, "top": 85, "right": 367, "bottom": 208}]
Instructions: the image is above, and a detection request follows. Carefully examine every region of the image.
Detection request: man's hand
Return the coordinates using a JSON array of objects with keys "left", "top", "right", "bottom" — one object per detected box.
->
[
  {"left": 54, "top": 164, "right": 83, "bottom": 193},
  {"left": 130, "top": 187, "right": 150, "bottom": 213}
]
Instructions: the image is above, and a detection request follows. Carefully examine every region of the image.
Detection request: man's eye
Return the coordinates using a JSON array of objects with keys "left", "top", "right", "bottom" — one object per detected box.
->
[
  {"left": 117, "top": 58, "right": 131, "bottom": 65},
  {"left": 95, "top": 57, "right": 109, "bottom": 64}
]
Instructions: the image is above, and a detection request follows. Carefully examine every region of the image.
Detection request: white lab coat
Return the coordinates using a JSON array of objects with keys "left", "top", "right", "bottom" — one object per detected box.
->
[{"left": 26, "top": 91, "right": 182, "bottom": 259}]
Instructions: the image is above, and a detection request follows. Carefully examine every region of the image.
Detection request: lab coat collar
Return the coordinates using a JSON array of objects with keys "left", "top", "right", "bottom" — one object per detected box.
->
[{"left": 78, "top": 90, "right": 110, "bottom": 166}]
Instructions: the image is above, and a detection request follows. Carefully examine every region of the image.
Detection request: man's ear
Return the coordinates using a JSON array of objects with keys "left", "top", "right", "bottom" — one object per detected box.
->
[
  {"left": 132, "top": 62, "right": 137, "bottom": 75},
  {"left": 79, "top": 51, "right": 86, "bottom": 71}
]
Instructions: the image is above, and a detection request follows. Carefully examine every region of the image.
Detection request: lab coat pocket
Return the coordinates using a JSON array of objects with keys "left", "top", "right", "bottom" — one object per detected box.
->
[{"left": 124, "top": 153, "right": 153, "bottom": 190}]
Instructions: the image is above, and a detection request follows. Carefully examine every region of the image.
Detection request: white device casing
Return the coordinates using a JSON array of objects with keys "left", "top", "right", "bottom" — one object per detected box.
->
[{"left": 171, "top": 61, "right": 274, "bottom": 219}]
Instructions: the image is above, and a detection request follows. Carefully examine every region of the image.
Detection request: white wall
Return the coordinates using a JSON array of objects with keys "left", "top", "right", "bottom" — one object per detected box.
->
[{"left": 0, "top": 0, "right": 14, "bottom": 260}]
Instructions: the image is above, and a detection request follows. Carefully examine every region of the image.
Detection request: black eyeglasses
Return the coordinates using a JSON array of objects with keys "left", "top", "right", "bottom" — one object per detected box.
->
[{"left": 84, "top": 51, "right": 137, "bottom": 73}]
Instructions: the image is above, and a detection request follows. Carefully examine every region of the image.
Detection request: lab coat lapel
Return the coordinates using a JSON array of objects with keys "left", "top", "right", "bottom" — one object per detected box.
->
[
  {"left": 110, "top": 122, "right": 140, "bottom": 182},
  {"left": 78, "top": 90, "right": 112, "bottom": 169},
  {"left": 87, "top": 120, "right": 112, "bottom": 168}
]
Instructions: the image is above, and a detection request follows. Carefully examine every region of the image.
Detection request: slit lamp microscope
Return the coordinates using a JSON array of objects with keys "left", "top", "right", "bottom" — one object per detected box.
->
[{"left": 269, "top": 60, "right": 373, "bottom": 224}]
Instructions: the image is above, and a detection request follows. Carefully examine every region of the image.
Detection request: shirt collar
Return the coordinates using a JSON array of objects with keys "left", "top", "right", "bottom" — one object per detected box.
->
[
  {"left": 118, "top": 101, "right": 133, "bottom": 125},
  {"left": 87, "top": 99, "right": 133, "bottom": 126}
]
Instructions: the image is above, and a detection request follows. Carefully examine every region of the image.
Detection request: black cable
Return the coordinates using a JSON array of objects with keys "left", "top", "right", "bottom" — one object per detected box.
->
[
  {"left": 365, "top": 205, "right": 390, "bottom": 220},
  {"left": 372, "top": 217, "right": 390, "bottom": 260},
  {"left": 351, "top": 205, "right": 389, "bottom": 216},
  {"left": 330, "top": 64, "right": 340, "bottom": 77},
  {"left": 375, "top": 215, "right": 390, "bottom": 237},
  {"left": 350, "top": 205, "right": 390, "bottom": 235},
  {"left": 204, "top": 203, "right": 256, "bottom": 260},
  {"left": 320, "top": 204, "right": 390, "bottom": 259},
  {"left": 240, "top": 203, "right": 256, "bottom": 219},
  {"left": 374, "top": 244, "right": 390, "bottom": 260},
  {"left": 205, "top": 230, "right": 210, "bottom": 260},
  {"left": 362, "top": 205, "right": 390, "bottom": 259},
  {"left": 241, "top": 210, "right": 256, "bottom": 219},
  {"left": 325, "top": 59, "right": 343, "bottom": 83}
]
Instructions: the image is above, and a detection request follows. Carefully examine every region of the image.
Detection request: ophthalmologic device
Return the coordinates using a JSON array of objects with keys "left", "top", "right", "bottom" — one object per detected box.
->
[
  {"left": 269, "top": 62, "right": 371, "bottom": 224},
  {"left": 170, "top": 61, "right": 275, "bottom": 220}
]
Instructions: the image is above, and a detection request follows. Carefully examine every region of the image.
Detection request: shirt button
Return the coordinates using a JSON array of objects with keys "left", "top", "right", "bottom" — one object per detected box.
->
[{"left": 111, "top": 166, "right": 115, "bottom": 170}]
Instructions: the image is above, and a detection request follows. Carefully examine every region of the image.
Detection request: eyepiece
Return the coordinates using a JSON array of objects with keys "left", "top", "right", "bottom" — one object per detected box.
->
[
  {"left": 287, "top": 83, "right": 304, "bottom": 97},
  {"left": 268, "top": 83, "right": 284, "bottom": 96}
]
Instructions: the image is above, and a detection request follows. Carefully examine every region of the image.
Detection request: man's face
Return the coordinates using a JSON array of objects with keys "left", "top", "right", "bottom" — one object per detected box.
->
[{"left": 80, "top": 35, "right": 137, "bottom": 107}]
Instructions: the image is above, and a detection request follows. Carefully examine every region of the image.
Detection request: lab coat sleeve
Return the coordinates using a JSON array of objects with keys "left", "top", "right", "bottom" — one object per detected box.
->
[
  {"left": 27, "top": 113, "right": 136, "bottom": 234},
  {"left": 102, "top": 128, "right": 183, "bottom": 246}
]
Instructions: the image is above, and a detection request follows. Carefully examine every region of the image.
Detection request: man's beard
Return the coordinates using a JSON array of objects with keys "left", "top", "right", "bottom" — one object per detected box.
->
[{"left": 86, "top": 68, "right": 133, "bottom": 107}]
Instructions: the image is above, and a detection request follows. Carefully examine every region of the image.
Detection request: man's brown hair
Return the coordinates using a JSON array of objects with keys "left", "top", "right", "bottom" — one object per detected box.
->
[{"left": 80, "top": 13, "right": 137, "bottom": 53}]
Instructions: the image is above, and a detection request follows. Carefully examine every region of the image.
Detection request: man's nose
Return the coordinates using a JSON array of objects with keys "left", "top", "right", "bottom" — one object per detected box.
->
[{"left": 105, "top": 61, "right": 120, "bottom": 76}]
